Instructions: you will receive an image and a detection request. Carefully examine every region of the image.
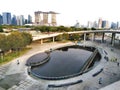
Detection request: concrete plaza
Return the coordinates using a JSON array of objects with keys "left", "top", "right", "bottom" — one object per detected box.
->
[{"left": 0, "top": 39, "right": 120, "bottom": 90}]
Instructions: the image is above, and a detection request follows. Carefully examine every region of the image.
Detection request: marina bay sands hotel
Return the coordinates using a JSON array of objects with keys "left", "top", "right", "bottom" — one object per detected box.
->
[{"left": 34, "top": 11, "right": 59, "bottom": 26}]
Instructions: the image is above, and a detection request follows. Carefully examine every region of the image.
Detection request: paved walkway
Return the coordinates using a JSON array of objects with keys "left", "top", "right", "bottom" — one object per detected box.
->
[{"left": 0, "top": 40, "right": 120, "bottom": 90}]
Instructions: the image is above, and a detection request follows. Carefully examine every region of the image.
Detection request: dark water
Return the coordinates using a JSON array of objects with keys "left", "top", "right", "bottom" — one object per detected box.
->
[
  {"left": 26, "top": 53, "right": 48, "bottom": 66},
  {"left": 31, "top": 47, "right": 92, "bottom": 78}
]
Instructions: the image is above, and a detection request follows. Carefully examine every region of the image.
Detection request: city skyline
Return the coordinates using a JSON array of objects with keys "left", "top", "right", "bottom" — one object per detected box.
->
[
  {"left": 0, "top": 11, "right": 120, "bottom": 29},
  {"left": 0, "top": 0, "right": 120, "bottom": 26}
]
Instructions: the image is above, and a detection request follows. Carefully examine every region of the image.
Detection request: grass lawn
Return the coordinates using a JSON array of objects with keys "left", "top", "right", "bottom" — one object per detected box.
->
[{"left": 0, "top": 47, "right": 31, "bottom": 65}]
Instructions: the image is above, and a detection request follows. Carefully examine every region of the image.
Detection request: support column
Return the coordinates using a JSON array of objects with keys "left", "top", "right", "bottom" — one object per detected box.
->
[
  {"left": 92, "top": 33, "right": 95, "bottom": 41},
  {"left": 53, "top": 37, "right": 55, "bottom": 42},
  {"left": 40, "top": 39, "right": 43, "bottom": 44},
  {"left": 111, "top": 33, "right": 115, "bottom": 46},
  {"left": 94, "top": 33, "right": 96, "bottom": 41},
  {"left": 84, "top": 33, "right": 86, "bottom": 45},
  {"left": 102, "top": 33, "right": 105, "bottom": 43}
]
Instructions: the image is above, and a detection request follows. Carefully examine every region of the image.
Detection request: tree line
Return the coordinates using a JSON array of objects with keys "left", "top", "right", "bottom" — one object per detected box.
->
[
  {"left": 55, "top": 33, "right": 90, "bottom": 42},
  {"left": 0, "top": 31, "right": 32, "bottom": 54},
  {"left": 34, "top": 26, "right": 98, "bottom": 32},
  {"left": 0, "top": 25, "right": 98, "bottom": 33}
]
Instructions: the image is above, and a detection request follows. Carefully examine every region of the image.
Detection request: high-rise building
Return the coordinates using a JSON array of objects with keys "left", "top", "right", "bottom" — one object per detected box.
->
[
  {"left": 117, "top": 22, "right": 119, "bottom": 29},
  {"left": 35, "top": 11, "right": 42, "bottom": 24},
  {"left": 43, "top": 12, "right": 48, "bottom": 25},
  {"left": 102, "top": 20, "right": 106, "bottom": 28},
  {"left": 2, "top": 12, "right": 11, "bottom": 25},
  {"left": 19, "top": 15, "right": 25, "bottom": 26},
  {"left": 16, "top": 16, "right": 20, "bottom": 25},
  {"left": 25, "top": 19, "right": 28, "bottom": 24},
  {"left": 102, "top": 20, "right": 109, "bottom": 29},
  {"left": 0, "top": 14, "right": 3, "bottom": 25},
  {"left": 28, "top": 15, "right": 32, "bottom": 24},
  {"left": 87, "top": 21, "right": 93, "bottom": 28},
  {"left": 93, "top": 21, "right": 98, "bottom": 28},
  {"left": 34, "top": 11, "right": 58, "bottom": 26},
  {"left": 51, "top": 14, "right": 56, "bottom": 25},
  {"left": 74, "top": 20, "right": 80, "bottom": 28},
  {"left": 98, "top": 18, "right": 102, "bottom": 29},
  {"left": 11, "top": 15, "right": 17, "bottom": 25},
  {"left": 111, "top": 22, "right": 117, "bottom": 29},
  {"left": 49, "top": 11, "right": 58, "bottom": 26},
  {"left": 106, "top": 21, "right": 109, "bottom": 29}
]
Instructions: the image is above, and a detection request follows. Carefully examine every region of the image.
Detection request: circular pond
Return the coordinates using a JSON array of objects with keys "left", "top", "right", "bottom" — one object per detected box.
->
[{"left": 27, "top": 45, "right": 101, "bottom": 80}]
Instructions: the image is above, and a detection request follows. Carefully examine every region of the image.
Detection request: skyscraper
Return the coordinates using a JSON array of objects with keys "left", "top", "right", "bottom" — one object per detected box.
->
[
  {"left": 49, "top": 11, "right": 58, "bottom": 26},
  {"left": 19, "top": 15, "right": 25, "bottom": 26},
  {"left": 34, "top": 11, "right": 58, "bottom": 26},
  {"left": 0, "top": 14, "right": 3, "bottom": 25},
  {"left": 98, "top": 18, "right": 102, "bottom": 29},
  {"left": 43, "top": 12, "right": 48, "bottom": 25},
  {"left": 106, "top": 21, "right": 109, "bottom": 29},
  {"left": 2, "top": 12, "right": 11, "bottom": 25},
  {"left": 117, "top": 22, "right": 119, "bottom": 29},
  {"left": 35, "top": 11, "right": 42, "bottom": 24},
  {"left": 74, "top": 20, "right": 80, "bottom": 28},
  {"left": 111, "top": 22, "right": 117, "bottom": 29},
  {"left": 25, "top": 19, "right": 28, "bottom": 24},
  {"left": 28, "top": 15, "right": 32, "bottom": 24},
  {"left": 87, "top": 21, "right": 93, "bottom": 28},
  {"left": 93, "top": 21, "right": 98, "bottom": 28},
  {"left": 16, "top": 16, "right": 20, "bottom": 25},
  {"left": 102, "top": 20, "right": 106, "bottom": 28},
  {"left": 11, "top": 15, "right": 17, "bottom": 25},
  {"left": 102, "top": 20, "right": 109, "bottom": 29}
]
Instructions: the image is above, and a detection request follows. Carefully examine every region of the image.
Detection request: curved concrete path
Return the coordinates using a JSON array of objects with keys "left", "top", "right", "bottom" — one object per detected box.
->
[{"left": 0, "top": 40, "right": 120, "bottom": 90}]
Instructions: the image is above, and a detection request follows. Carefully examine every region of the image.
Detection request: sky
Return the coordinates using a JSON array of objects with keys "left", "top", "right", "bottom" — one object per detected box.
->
[{"left": 0, "top": 0, "right": 120, "bottom": 26}]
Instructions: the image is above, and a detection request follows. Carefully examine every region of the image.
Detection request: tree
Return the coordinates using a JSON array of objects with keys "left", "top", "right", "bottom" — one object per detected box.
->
[
  {"left": 62, "top": 33, "right": 69, "bottom": 40},
  {"left": 50, "top": 27, "right": 57, "bottom": 32},
  {"left": 0, "top": 25, "right": 3, "bottom": 32},
  {"left": 55, "top": 34, "right": 63, "bottom": 41},
  {"left": 7, "top": 32, "right": 24, "bottom": 51},
  {"left": 91, "top": 27, "right": 96, "bottom": 30},
  {"left": 72, "top": 34, "right": 80, "bottom": 41},
  {"left": 21, "top": 32, "right": 32, "bottom": 47},
  {"left": 0, "top": 34, "right": 11, "bottom": 52},
  {"left": 0, "top": 34, "right": 6, "bottom": 60},
  {"left": 57, "top": 26, "right": 69, "bottom": 32},
  {"left": 0, "top": 34, "right": 6, "bottom": 51},
  {"left": 55, "top": 33, "right": 69, "bottom": 41},
  {"left": 0, "top": 31, "right": 32, "bottom": 53}
]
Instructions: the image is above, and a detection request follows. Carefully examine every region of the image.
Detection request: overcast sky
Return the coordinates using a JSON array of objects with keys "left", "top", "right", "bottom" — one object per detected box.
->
[{"left": 0, "top": 0, "right": 120, "bottom": 26}]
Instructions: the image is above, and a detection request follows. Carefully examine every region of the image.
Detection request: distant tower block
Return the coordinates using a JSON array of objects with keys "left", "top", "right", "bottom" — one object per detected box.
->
[
  {"left": 34, "top": 11, "right": 59, "bottom": 26},
  {"left": 98, "top": 18, "right": 102, "bottom": 29},
  {"left": 35, "top": 11, "right": 42, "bottom": 24},
  {"left": 51, "top": 13, "right": 56, "bottom": 26},
  {"left": 43, "top": 12, "right": 48, "bottom": 25},
  {"left": 49, "top": 11, "right": 59, "bottom": 26}
]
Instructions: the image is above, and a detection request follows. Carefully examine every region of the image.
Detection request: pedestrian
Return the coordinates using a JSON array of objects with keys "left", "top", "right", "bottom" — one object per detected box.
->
[
  {"left": 28, "top": 66, "right": 31, "bottom": 75},
  {"left": 117, "top": 62, "right": 119, "bottom": 67},
  {"left": 99, "top": 77, "right": 102, "bottom": 84},
  {"left": 17, "top": 60, "right": 19, "bottom": 65}
]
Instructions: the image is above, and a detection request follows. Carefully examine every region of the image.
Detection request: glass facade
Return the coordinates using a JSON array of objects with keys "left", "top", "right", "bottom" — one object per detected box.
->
[
  {"left": 0, "top": 14, "right": 3, "bottom": 25},
  {"left": 11, "top": 15, "right": 17, "bottom": 25},
  {"left": 2, "top": 12, "right": 11, "bottom": 25}
]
